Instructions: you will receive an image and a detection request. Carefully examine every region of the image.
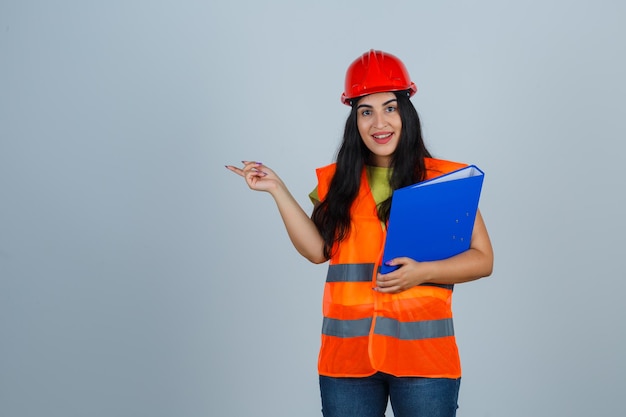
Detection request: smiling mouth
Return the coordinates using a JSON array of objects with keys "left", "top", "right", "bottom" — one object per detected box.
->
[{"left": 372, "top": 132, "right": 393, "bottom": 144}]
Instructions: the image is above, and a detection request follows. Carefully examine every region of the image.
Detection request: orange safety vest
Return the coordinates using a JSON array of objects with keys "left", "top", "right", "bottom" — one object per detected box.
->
[{"left": 315, "top": 158, "right": 467, "bottom": 378}]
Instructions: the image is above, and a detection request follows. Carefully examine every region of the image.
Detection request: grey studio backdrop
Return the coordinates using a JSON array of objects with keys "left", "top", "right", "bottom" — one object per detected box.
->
[{"left": 1, "top": 1, "right": 625, "bottom": 416}]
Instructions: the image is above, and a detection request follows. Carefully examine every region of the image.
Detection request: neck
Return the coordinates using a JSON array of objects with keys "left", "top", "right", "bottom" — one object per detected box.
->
[{"left": 369, "top": 155, "right": 391, "bottom": 167}]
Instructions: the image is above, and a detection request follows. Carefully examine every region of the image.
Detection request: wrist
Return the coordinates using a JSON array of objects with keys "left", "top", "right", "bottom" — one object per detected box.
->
[{"left": 420, "top": 261, "right": 439, "bottom": 284}]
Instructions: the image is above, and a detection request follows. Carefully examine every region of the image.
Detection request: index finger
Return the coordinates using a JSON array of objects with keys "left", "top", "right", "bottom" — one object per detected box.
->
[{"left": 225, "top": 164, "right": 245, "bottom": 177}]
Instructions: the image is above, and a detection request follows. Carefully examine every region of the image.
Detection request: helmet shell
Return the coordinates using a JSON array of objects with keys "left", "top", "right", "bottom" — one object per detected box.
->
[{"left": 341, "top": 50, "right": 417, "bottom": 105}]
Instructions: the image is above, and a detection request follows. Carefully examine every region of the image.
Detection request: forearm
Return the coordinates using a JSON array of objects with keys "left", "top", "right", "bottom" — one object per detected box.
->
[
  {"left": 270, "top": 185, "right": 327, "bottom": 264},
  {"left": 422, "top": 210, "right": 493, "bottom": 284},
  {"left": 376, "top": 210, "right": 493, "bottom": 293},
  {"left": 421, "top": 247, "right": 493, "bottom": 285},
  {"left": 226, "top": 161, "right": 326, "bottom": 263}
]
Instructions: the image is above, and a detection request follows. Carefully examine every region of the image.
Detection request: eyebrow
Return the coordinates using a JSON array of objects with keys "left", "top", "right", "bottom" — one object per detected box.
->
[{"left": 356, "top": 98, "right": 398, "bottom": 110}]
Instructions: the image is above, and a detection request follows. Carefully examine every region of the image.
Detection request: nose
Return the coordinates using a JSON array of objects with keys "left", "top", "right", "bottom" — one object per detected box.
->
[{"left": 373, "top": 111, "right": 387, "bottom": 128}]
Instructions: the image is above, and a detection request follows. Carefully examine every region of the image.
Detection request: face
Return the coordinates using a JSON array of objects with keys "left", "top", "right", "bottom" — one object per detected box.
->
[{"left": 355, "top": 92, "right": 402, "bottom": 167}]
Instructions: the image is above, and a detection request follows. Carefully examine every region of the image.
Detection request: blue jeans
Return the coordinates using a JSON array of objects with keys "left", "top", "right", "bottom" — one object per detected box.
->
[{"left": 319, "top": 372, "right": 460, "bottom": 417}]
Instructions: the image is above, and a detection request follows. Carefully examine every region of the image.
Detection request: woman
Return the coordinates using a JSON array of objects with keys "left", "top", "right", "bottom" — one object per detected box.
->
[{"left": 226, "top": 49, "right": 493, "bottom": 417}]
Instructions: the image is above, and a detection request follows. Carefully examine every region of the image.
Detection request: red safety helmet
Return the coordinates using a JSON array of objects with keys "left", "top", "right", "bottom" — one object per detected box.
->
[{"left": 341, "top": 49, "right": 417, "bottom": 106}]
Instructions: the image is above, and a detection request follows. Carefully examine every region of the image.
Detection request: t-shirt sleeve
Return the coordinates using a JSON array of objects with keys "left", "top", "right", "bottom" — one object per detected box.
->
[{"left": 309, "top": 186, "right": 320, "bottom": 205}]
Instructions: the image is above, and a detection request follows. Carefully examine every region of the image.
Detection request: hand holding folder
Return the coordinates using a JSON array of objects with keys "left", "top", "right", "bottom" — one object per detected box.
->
[{"left": 380, "top": 165, "right": 484, "bottom": 274}]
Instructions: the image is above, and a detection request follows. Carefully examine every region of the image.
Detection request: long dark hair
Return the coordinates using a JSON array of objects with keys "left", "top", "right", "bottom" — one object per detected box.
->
[{"left": 312, "top": 91, "right": 432, "bottom": 259}]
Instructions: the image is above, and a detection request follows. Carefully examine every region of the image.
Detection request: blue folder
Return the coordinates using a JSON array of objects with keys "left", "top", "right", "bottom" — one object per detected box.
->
[{"left": 380, "top": 165, "right": 484, "bottom": 274}]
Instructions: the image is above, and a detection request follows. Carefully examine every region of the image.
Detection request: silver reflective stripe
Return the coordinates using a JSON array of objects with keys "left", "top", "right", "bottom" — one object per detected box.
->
[
  {"left": 322, "top": 317, "right": 372, "bottom": 338},
  {"left": 374, "top": 317, "right": 455, "bottom": 340},
  {"left": 326, "top": 263, "right": 375, "bottom": 283},
  {"left": 420, "top": 283, "right": 455, "bottom": 291}
]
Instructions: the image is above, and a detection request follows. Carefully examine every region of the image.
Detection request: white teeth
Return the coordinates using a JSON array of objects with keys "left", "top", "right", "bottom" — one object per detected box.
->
[{"left": 373, "top": 133, "right": 391, "bottom": 139}]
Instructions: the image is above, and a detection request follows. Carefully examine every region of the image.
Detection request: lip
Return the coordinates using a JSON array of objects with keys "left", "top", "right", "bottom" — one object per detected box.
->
[{"left": 372, "top": 132, "right": 393, "bottom": 144}]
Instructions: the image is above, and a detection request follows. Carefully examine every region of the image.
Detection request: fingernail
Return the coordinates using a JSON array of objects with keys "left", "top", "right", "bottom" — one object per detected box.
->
[{"left": 255, "top": 161, "right": 262, "bottom": 165}]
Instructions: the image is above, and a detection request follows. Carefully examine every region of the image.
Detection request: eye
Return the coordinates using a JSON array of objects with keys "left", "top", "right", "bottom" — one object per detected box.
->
[
  {"left": 385, "top": 106, "right": 397, "bottom": 113},
  {"left": 360, "top": 109, "right": 372, "bottom": 117}
]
